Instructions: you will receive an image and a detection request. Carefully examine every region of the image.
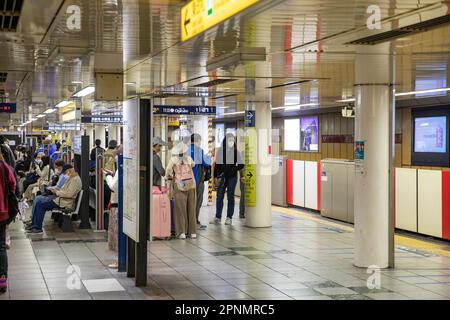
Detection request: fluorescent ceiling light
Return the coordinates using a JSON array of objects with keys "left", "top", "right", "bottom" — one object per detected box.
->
[
  {"left": 72, "top": 81, "right": 83, "bottom": 84},
  {"left": 31, "top": 118, "right": 37, "bottom": 121},
  {"left": 284, "top": 103, "right": 318, "bottom": 111},
  {"left": 55, "top": 100, "right": 72, "bottom": 108},
  {"left": 218, "top": 106, "right": 230, "bottom": 109},
  {"left": 395, "top": 87, "right": 450, "bottom": 97},
  {"left": 222, "top": 111, "right": 245, "bottom": 116},
  {"left": 336, "top": 87, "right": 450, "bottom": 103},
  {"left": 73, "top": 86, "right": 95, "bottom": 97},
  {"left": 36, "top": 114, "right": 46, "bottom": 118},
  {"left": 336, "top": 98, "right": 356, "bottom": 103},
  {"left": 44, "top": 108, "right": 57, "bottom": 114}
]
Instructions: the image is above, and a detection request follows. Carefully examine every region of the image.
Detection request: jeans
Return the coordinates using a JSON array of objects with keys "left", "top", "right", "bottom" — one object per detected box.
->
[
  {"left": 0, "top": 221, "right": 7, "bottom": 277},
  {"left": 239, "top": 180, "right": 245, "bottom": 216},
  {"left": 32, "top": 196, "right": 60, "bottom": 230},
  {"left": 216, "top": 176, "right": 238, "bottom": 219},
  {"left": 31, "top": 195, "right": 56, "bottom": 219},
  {"left": 195, "top": 178, "right": 205, "bottom": 223}
]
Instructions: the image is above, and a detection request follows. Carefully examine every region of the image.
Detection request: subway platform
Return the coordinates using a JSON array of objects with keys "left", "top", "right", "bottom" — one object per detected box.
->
[{"left": 1, "top": 205, "right": 450, "bottom": 300}]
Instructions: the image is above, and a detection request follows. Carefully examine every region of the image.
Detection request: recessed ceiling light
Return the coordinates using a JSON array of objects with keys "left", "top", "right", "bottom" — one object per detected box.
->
[
  {"left": 73, "top": 86, "right": 95, "bottom": 98},
  {"left": 55, "top": 100, "right": 72, "bottom": 108},
  {"left": 36, "top": 115, "right": 46, "bottom": 118},
  {"left": 44, "top": 108, "right": 57, "bottom": 114}
]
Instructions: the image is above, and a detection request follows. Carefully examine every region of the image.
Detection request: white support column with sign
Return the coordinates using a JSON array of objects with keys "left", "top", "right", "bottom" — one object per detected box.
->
[
  {"left": 245, "top": 105, "right": 272, "bottom": 228},
  {"left": 354, "top": 42, "right": 395, "bottom": 268}
]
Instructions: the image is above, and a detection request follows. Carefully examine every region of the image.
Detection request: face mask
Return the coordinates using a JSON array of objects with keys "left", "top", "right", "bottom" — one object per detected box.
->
[{"left": 55, "top": 169, "right": 62, "bottom": 175}]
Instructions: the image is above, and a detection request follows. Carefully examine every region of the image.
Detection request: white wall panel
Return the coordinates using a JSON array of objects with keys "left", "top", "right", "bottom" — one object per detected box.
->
[
  {"left": 418, "top": 170, "right": 442, "bottom": 238},
  {"left": 292, "top": 160, "right": 305, "bottom": 207},
  {"left": 395, "top": 168, "right": 417, "bottom": 232},
  {"left": 305, "top": 161, "right": 318, "bottom": 210}
]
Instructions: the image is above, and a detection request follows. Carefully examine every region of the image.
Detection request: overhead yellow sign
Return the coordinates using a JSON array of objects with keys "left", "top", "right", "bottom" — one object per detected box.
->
[{"left": 181, "top": 0, "right": 260, "bottom": 42}]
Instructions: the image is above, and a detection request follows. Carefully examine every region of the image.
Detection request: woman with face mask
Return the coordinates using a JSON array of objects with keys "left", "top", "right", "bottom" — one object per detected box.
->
[{"left": 212, "top": 133, "right": 244, "bottom": 226}]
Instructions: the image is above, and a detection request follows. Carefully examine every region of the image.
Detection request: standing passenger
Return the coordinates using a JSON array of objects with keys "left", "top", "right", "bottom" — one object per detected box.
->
[
  {"left": 0, "top": 152, "right": 17, "bottom": 294},
  {"left": 165, "top": 143, "right": 197, "bottom": 239},
  {"left": 153, "top": 137, "right": 167, "bottom": 187},
  {"left": 189, "top": 134, "right": 211, "bottom": 230},
  {"left": 212, "top": 134, "right": 244, "bottom": 226}
]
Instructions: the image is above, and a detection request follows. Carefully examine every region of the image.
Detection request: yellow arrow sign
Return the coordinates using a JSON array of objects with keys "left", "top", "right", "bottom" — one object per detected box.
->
[{"left": 181, "top": 0, "right": 260, "bottom": 42}]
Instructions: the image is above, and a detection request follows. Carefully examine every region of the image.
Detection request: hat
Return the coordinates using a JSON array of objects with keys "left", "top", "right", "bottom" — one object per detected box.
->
[
  {"left": 153, "top": 137, "right": 167, "bottom": 147},
  {"left": 62, "top": 164, "right": 73, "bottom": 173},
  {"left": 171, "top": 142, "right": 188, "bottom": 155}
]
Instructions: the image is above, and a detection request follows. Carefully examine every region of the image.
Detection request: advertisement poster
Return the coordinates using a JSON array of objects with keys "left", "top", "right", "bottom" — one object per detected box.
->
[
  {"left": 245, "top": 127, "right": 257, "bottom": 207},
  {"left": 355, "top": 140, "right": 365, "bottom": 174},
  {"left": 414, "top": 116, "right": 447, "bottom": 153},
  {"left": 122, "top": 98, "right": 140, "bottom": 242},
  {"left": 300, "top": 117, "right": 319, "bottom": 151}
]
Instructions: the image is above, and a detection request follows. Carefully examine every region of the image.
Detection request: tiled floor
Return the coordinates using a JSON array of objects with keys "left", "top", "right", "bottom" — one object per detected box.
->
[{"left": 1, "top": 203, "right": 450, "bottom": 300}]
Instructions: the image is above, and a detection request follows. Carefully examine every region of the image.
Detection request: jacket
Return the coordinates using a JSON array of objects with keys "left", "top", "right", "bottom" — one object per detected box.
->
[
  {"left": 189, "top": 144, "right": 211, "bottom": 184},
  {"left": 53, "top": 174, "right": 82, "bottom": 209},
  {"left": 214, "top": 146, "right": 244, "bottom": 179},
  {"left": 106, "top": 170, "right": 118, "bottom": 204},
  {"left": 153, "top": 152, "right": 165, "bottom": 187},
  {"left": 0, "top": 161, "right": 17, "bottom": 222},
  {"left": 104, "top": 149, "right": 116, "bottom": 172}
]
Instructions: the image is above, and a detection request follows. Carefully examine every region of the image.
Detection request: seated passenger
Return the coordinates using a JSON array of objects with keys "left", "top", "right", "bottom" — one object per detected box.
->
[
  {"left": 22, "top": 156, "right": 54, "bottom": 201},
  {"left": 26, "top": 165, "right": 82, "bottom": 234},
  {"left": 23, "top": 160, "right": 67, "bottom": 226}
]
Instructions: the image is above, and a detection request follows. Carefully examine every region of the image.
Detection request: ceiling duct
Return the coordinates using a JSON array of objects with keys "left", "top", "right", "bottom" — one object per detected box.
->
[
  {"left": 206, "top": 47, "right": 266, "bottom": 72},
  {"left": 0, "top": 0, "right": 23, "bottom": 32},
  {"left": 347, "top": 13, "right": 450, "bottom": 45},
  {"left": 266, "top": 80, "right": 313, "bottom": 89},
  {"left": 191, "top": 78, "right": 237, "bottom": 88}
]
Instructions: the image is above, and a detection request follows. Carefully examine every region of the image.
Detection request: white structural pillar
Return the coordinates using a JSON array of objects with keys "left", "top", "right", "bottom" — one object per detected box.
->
[
  {"left": 85, "top": 126, "right": 94, "bottom": 151},
  {"left": 94, "top": 125, "right": 106, "bottom": 149},
  {"left": 354, "top": 42, "right": 395, "bottom": 268},
  {"left": 245, "top": 102, "right": 272, "bottom": 228},
  {"left": 108, "top": 125, "right": 119, "bottom": 142}
]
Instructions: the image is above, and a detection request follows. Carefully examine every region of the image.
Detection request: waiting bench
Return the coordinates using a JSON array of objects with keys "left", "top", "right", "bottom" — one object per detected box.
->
[{"left": 51, "top": 190, "right": 84, "bottom": 233}]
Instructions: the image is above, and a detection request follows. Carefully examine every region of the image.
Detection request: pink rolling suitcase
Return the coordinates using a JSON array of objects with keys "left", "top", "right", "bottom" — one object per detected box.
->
[{"left": 152, "top": 186, "right": 171, "bottom": 240}]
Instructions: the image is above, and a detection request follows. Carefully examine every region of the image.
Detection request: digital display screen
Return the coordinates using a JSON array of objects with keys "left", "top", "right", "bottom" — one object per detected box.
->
[
  {"left": 414, "top": 116, "right": 447, "bottom": 153},
  {"left": 301, "top": 116, "right": 319, "bottom": 152}
]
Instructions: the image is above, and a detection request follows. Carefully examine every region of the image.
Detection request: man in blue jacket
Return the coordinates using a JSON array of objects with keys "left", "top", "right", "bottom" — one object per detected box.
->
[{"left": 189, "top": 134, "right": 211, "bottom": 230}]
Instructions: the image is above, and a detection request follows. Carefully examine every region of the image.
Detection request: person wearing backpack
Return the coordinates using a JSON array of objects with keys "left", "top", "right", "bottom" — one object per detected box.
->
[
  {"left": 165, "top": 142, "right": 197, "bottom": 239},
  {"left": 0, "top": 152, "right": 17, "bottom": 294}
]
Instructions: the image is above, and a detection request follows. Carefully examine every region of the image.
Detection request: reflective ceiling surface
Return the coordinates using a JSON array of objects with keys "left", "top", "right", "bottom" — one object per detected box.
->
[{"left": 0, "top": 0, "right": 449, "bottom": 128}]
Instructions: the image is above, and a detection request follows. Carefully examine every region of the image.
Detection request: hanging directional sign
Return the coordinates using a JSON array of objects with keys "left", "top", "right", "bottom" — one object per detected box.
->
[
  {"left": 0, "top": 103, "right": 16, "bottom": 113},
  {"left": 153, "top": 105, "right": 216, "bottom": 115},
  {"left": 181, "top": 0, "right": 260, "bottom": 42},
  {"left": 245, "top": 110, "right": 256, "bottom": 127}
]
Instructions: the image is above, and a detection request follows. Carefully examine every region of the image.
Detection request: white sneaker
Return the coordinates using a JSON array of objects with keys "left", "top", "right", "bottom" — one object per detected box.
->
[
  {"left": 178, "top": 233, "right": 186, "bottom": 239},
  {"left": 190, "top": 234, "right": 197, "bottom": 239},
  {"left": 225, "top": 218, "right": 232, "bottom": 225},
  {"left": 210, "top": 218, "right": 221, "bottom": 225}
]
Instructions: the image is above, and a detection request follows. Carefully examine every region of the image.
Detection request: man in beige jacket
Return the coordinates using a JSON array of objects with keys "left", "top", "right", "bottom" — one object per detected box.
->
[{"left": 26, "top": 165, "right": 82, "bottom": 234}]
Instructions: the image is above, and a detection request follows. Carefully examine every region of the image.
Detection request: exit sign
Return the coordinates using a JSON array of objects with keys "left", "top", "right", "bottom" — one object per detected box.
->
[{"left": 0, "top": 103, "right": 16, "bottom": 113}]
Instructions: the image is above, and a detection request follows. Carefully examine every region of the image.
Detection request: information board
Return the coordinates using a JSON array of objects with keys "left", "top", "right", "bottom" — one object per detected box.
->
[
  {"left": 122, "top": 98, "right": 140, "bottom": 242},
  {"left": 245, "top": 111, "right": 257, "bottom": 207},
  {"left": 181, "top": 0, "right": 260, "bottom": 41},
  {"left": 0, "top": 103, "right": 16, "bottom": 113},
  {"left": 153, "top": 105, "right": 216, "bottom": 115}
]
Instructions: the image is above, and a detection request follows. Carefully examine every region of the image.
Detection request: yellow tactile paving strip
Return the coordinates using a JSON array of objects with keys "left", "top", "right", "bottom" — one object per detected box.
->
[{"left": 273, "top": 206, "right": 450, "bottom": 259}]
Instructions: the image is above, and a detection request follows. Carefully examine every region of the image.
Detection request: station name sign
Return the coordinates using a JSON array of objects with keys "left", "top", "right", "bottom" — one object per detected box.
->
[
  {"left": 81, "top": 116, "right": 123, "bottom": 124},
  {"left": 153, "top": 105, "right": 216, "bottom": 115},
  {"left": 181, "top": 0, "right": 260, "bottom": 42},
  {"left": 0, "top": 103, "right": 16, "bottom": 113}
]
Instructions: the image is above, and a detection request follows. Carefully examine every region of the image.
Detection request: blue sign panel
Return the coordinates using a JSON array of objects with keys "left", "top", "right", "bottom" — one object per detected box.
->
[
  {"left": 153, "top": 105, "right": 216, "bottom": 115},
  {"left": 245, "top": 110, "right": 256, "bottom": 127},
  {"left": 0, "top": 103, "right": 16, "bottom": 113}
]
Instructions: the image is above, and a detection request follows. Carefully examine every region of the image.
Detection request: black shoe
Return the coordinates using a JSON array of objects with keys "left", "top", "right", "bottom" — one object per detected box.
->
[
  {"left": 25, "top": 225, "right": 33, "bottom": 231},
  {"left": 239, "top": 214, "right": 245, "bottom": 219},
  {"left": 26, "top": 228, "right": 43, "bottom": 234}
]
